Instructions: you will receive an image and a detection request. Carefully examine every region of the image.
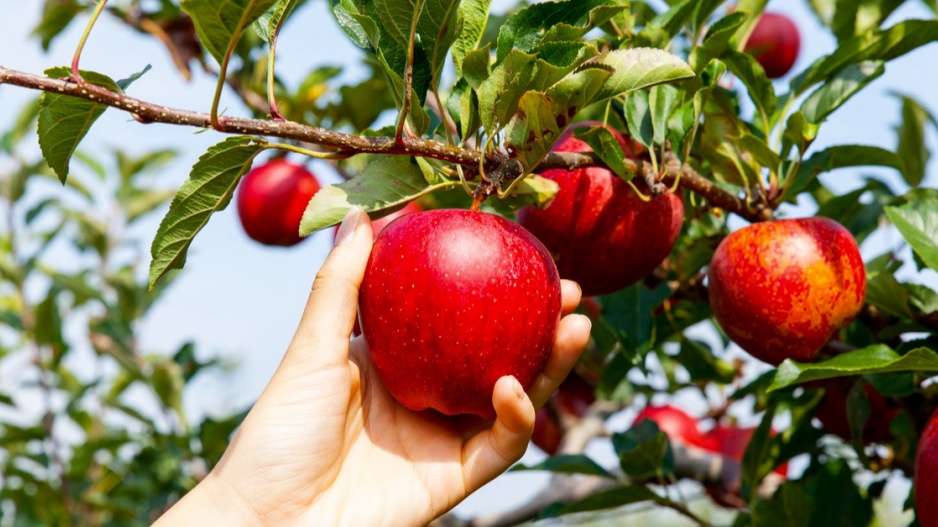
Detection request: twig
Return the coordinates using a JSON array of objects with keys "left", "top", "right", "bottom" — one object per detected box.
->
[{"left": 0, "top": 65, "right": 770, "bottom": 222}]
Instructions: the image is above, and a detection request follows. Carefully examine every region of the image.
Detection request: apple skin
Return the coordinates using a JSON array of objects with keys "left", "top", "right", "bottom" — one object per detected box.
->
[
  {"left": 708, "top": 217, "right": 866, "bottom": 365},
  {"left": 532, "top": 373, "right": 597, "bottom": 454},
  {"left": 517, "top": 123, "right": 684, "bottom": 297},
  {"left": 813, "top": 381, "right": 897, "bottom": 444},
  {"left": 634, "top": 405, "right": 709, "bottom": 449},
  {"left": 916, "top": 410, "right": 938, "bottom": 527},
  {"left": 744, "top": 12, "right": 801, "bottom": 79},
  {"left": 359, "top": 209, "right": 562, "bottom": 419},
  {"left": 236, "top": 159, "right": 320, "bottom": 247}
]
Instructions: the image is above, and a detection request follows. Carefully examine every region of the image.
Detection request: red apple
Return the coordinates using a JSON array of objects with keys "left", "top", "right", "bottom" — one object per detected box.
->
[
  {"left": 517, "top": 123, "right": 684, "bottom": 296},
  {"left": 634, "top": 405, "right": 709, "bottom": 449},
  {"left": 532, "top": 373, "right": 597, "bottom": 454},
  {"left": 236, "top": 159, "right": 321, "bottom": 247},
  {"left": 702, "top": 424, "right": 788, "bottom": 508},
  {"left": 813, "top": 381, "right": 898, "bottom": 444},
  {"left": 707, "top": 217, "right": 866, "bottom": 365},
  {"left": 916, "top": 410, "right": 938, "bottom": 527},
  {"left": 359, "top": 209, "right": 562, "bottom": 419},
  {"left": 744, "top": 12, "right": 801, "bottom": 79}
]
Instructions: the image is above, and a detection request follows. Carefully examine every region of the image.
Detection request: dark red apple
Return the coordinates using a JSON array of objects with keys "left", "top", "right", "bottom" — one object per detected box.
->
[
  {"left": 813, "top": 381, "right": 898, "bottom": 444},
  {"left": 744, "top": 12, "right": 801, "bottom": 79},
  {"left": 517, "top": 123, "right": 684, "bottom": 296},
  {"left": 359, "top": 209, "right": 562, "bottom": 419},
  {"left": 634, "top": 405, "right": 709, "bottom": 449},
  {"left": 236, "top": 159, "right": 320, "bottom": 247},
  {"left": 916, "top": 410, "right": 938, "bottom": 527},
  {"left": 532, "top": 373, "right": 596, "bottom": 454},
  {"left": 708, "top": 217, "right": 866, "bottom": 365}
]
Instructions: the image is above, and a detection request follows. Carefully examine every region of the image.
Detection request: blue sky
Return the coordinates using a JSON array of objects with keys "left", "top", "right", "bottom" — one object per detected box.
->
[{"left": 2, "top": 0, "right": 937, "bottom": 520}]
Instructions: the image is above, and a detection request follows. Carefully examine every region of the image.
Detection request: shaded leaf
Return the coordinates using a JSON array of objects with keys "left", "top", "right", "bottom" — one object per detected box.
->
[
  {"left": 180, "top": 0, "right": 278, "bottom": 63},
  {"left": 769, "top": 345, "right": 938, "bottom": 392},
  {"left": 511, "top": 454, "right": 617, "bottom": 479},
  {"left": 885, "top": 200, "right": 938, "bottom": 271}
]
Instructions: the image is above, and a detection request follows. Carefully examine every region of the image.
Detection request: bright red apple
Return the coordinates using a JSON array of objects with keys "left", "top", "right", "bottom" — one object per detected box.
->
[
  {"left": 359, "top": 209, "right": 562, "bottom": 419},
  {"left": 916, "top": 410, "right": 938, "bottom": 527},
  {"left": 634, "top": 405, "right": 709, "bottom": 449},
  {"left": 517, "top": 122, "right": 684, "bottom": 297},
  {"left": 708, "top": 217, "right": 866, "bottom": 365},
  {"left": 744, "top": 12, "right": 801, "bottom": 79},
  {"left": 532, "top": 373, "right": 596, "bottom": 454},
  {"left": 236, "top": 159, "right": 320, "bottom": 247},
  {"left": 813, "top": 381, "right": 898, "bottom": 444}
]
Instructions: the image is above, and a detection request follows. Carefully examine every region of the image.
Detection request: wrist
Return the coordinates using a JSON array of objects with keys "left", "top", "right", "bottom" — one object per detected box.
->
[{"left": 154, "top": 470, "right": 261, "bottom": 527}]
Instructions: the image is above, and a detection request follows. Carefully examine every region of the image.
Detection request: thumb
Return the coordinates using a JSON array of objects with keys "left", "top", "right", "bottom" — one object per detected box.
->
[{"left": 285, "top": 208, "right": 373, "bottom": 369}]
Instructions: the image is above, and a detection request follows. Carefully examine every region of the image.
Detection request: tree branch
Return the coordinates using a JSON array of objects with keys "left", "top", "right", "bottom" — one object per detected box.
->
[{"left": 0, "top": 65, "right": 771, "bottom": 222}]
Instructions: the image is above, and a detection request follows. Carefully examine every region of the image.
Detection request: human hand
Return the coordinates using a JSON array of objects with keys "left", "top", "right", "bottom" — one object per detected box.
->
[{"left": 155, "top": 208, "right": 592, "bottom": 526}]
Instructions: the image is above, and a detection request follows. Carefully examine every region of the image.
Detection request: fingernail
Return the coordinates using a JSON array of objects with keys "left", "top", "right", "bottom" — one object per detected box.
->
[
  {"left": 573, "top": 281, "right": 582, "bottom": 297},
  {"left": 334, "top": 208, "right": 362, "bottom": 247},
  {"left": 512, "top": 377, "right": 525, "bottom": 400}
]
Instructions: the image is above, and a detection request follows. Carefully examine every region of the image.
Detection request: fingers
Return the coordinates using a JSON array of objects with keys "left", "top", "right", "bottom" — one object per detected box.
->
[
  {"left": 460, "top": 376, "right": 535, "bottom": 493},
  {"left": 284, "top": 208, "right": 373, "bottom": 369},
  {"left": 560, "top": 280, "right": 582, "bottom": 315},
  {"left": 528, "top": 314, "right": 592, "bottom": 409}
]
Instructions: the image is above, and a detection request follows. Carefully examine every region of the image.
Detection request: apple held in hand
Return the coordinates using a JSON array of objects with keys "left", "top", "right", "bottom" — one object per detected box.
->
[
  {"left": 744, "top": 12, "right": 801, "bottom": 78},
  {"left": 517, "top": 123, "right": 684, "bottom": 297},
  {"left": 359, "top": 209, "right": 562, "bottom": 419},
  {"left": 708, "top": 217, "right": 866, "bottom": 365},
  {"left": 237, "top": 159, "right": 321, "bottom": 247},
  {"left": 916, "top": 410, "right": 938, "bottom": 527}
]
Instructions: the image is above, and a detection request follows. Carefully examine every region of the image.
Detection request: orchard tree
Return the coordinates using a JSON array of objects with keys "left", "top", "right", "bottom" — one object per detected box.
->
[{"left": 2, "top": 0, "right": 938, "bottom": 525}]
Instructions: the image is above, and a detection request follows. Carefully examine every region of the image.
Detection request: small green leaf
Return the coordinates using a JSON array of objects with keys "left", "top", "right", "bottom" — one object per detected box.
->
[
  {"left": 180, "top": 0, "right": 278, "bottom": 64},
  {"left": 149, "top": 136, "right": 267, "bottom": 289},
  {"left": 768, "top": 345, "right": 938, "bottom": 392},
  {"left": 593, "top": 48, "right": 695, "bottom": 103},
  {"left": 38, "top": 67, "right": 120, "bottom": 183},
  {"left": 560, "top": 485, "right": 659, "bottom": 515},
  {"left": 801, "top": 61, "right": 884, "bottom": 125},
  {"left": 677, "top": 338, "right": 737, "bottom": 383},
  {"left": 650, "top": 0, "right": 698, "bottom": 38},
  {"left": 613, "top": 419, "right": 673, "bottom": 478},
  {"left": 737, "top": 133, "right": 780, "bottom": 171},
  {"left": 299, "top": 156, "right": 460, "bottom": 235},
  {"left": 722, "top": 50, "right": 776, "bottom": 124},
  {"left": 885, "top": 200, "right": 938, "bottom": 271},
  {"left": 451, "top": 0, "right": 493, "bottom": 74},
  {"left": 574, "top": 126, "right": 630, "bottom": 180},
  {"left": 152, "top": 360, "right": 185, "bottom": 419},
  {"left": 255, "top": 0, "right": 305, "bottom": 42},
  {"left": 752, "top": 482, "right": 817, "bottom": 527},
  {"left": 511, "top": 454, "right": 617, "bottom": 479},
  {"left": 32, "top": 0, "right": 86, "bottom": 51},
  {"left": 866, "top": 271, "right": 914, "bottom": 319},
  {"left": 788, "top": 145, "right": 905, "bottom": 196},
  {"left": 116, "top": 64, "right": 152, "bottom": 90},
  {"left": 893, "top": 93, "right": 934, "bottom": 187}
]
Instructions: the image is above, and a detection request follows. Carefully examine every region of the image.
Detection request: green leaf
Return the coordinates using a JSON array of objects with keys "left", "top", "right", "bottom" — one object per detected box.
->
[
  {"left": 602, "top": 283, "right": 672, "bottom": 354},
  {"left": 908, "top": 283, "right": 938, "bottom": 315},
  {"left": 737, "top": 133, "right": 780, "bottom": 171},
  {"left": 451, "top": 0, "right": 493, "bottom": 74},
  {"left": 152, "top": 360, "right": 185, "bottom": 419},
  {"left": 495, "top": 0, "right": 625, "bottom": 63},
  {"left": 613, "top": 419, "right": 673, "bottom": 478},
  {"left": 491, "top": 175, "right": 559, "bottom": 211},
  {"left": 788, "top": 145, "right": 905, "bottom": 196},
  {"left": 511, "top": 454, "right": 617, "bottom": 479},
  {"left": 865, "top": 271, "right": 913, "bottom": 319},
  {"left": 768, "top": 345, "right": 938, "bottom": 392},
  {"left": 592, "top": 48, "right": 695, "bottom": 103},
  {"left": 574, "top": 126, "right": 630, "bottom": 180},
  {"left": 650, "top": 84, "right": 680, "bottom": 146},
  {"left": 299, "top": 156, "right": 460, "bottom": 234},
  {"left": 650, "top": 0, "right": 698, "bottom": 38},
  {"left": 38, "top": 67, "right": 120, "bottom": 183},
  {"left": 792, "top": 19, "right": 938, "bottom": 96},
  {"left": 560, "top": 485, "right": 659, "bottom": 515},
  {"left": 753, "top": 483, "right": 817, "bottom": 527},
  {"left": 149, "top": 136, "right": 267, "bottom": 289},
  {"left": 180, "top": 0, "right": 278, "bottom": 64},
  {"left": 676, "top": 338, "right": 736, "bottom": 383},
  {"left": 255, "top": 0, "right": 306, "bottom": 42},
  {"left": 331, "top": 0, "right": 371, "bottom": 47},
  {"left": 116, "top": 64, "right": 152, "bottom": 90},
  {"left": 1, "top": 98, "right": 41, "bottom": 155},
  {"left": 885, "top": 200, "right": 938, "bottom": 271},
  {"left": 722, "top": 50, "right": 776, "bottom": 124},
  {"left": 419, "top": 0, "right": 464, "bottom": 84},
  {"left": 32, "top": 0, "right": 85, "bottom": 51},
  {"left": 893, "top": 93, "right": 933, "bottom": 187},
  {"left": 800, "top": 61, "right": 884, "bottom": 124}
]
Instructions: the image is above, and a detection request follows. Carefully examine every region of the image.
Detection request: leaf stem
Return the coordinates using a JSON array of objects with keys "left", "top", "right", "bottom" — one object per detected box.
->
[
  {"left": 71, "top": 0, "right": 109, "bottom": 82},
  {"left": 396, "top": 0, "right": 424, "bottom": 146},
  {"left": 211, "top": 0, "right": 263, "bottom": 130},
  {"left": 267, "top": 30, "right": 285, "bottom": 121}
]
